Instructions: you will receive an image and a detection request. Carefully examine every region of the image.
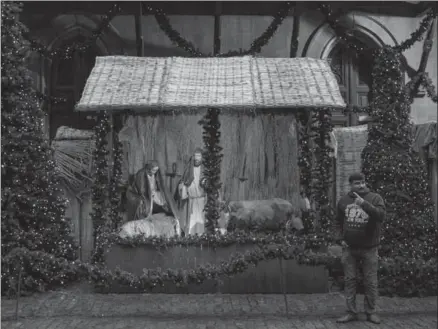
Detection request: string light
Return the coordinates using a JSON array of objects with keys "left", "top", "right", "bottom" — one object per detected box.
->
[
  {"left": 2, "top": 1, "right": 77, "bottom": 297},
  {"left": 362, "top": 46, "right": 437, "bottom": 263},
  {"left": 3, "top": 0, "right": 438, "bottom": 297},
  {"left": 319, "top": 3, "right": 438, "bottom": 104},
  {"left": 90, "top": 112, "right": 111, "bottom": 264},
  {"left": 108, "top": 116, "right": 124, "bottom": 231},
  {"left": 34, "top": 91, "right": 67, "bottom": 106},
  {"left": 393, "top": 8, "right": 437, "bottom": 53},
  {"left": 27, "top": 3, "right": 122, "bottom": 60},
  {"left": 308, "top": 109, "right": 334, "bottom": 233},
  {"left": 199, "top": 108, "right": 223, "bottom": 233},
  {"left": 146, "top": 2, "right": 294, "bottom": 57}
]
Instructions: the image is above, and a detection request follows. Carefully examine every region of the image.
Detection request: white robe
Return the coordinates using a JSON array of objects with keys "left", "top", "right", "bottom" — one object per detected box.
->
[{"left": 186, "top": 166, "right": 206, "bottom": 235}]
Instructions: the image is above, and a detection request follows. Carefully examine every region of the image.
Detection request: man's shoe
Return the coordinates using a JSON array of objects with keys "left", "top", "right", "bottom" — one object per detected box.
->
[
  {"left": 336, "top": 314, "right": 358, "bottom": 323},
  {"left": 367, "top": 314, "right": 381, "bottom": 324}
]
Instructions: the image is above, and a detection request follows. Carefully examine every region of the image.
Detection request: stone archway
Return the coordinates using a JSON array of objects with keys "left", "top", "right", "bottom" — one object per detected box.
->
[{"left": 303, "top": 12, "right": 398, "bottom": 59}]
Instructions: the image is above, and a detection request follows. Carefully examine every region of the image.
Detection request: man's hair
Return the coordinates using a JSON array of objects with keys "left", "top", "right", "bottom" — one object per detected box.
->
[
  {"left": 145, "top": 160, "right": 159, "bottom": 170},
  {"left": 349, "top": 172, "right": 365, "bottom": 183},
  {"left": 193, "top": 147, "right": 203, "bottom": 155}
]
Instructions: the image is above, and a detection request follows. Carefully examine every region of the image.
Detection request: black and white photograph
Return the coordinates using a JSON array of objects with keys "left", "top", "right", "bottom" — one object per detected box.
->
[{"left": 1, "top": 1, "right": 437, "bottom": 328}]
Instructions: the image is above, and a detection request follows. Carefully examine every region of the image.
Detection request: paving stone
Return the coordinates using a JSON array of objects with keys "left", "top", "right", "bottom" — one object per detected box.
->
[
  {"left": 2, "top": 315, "right": 437, "bottom": 329},
  {"left": 1, "top": 290, "right": 437, "bottom": 329}
]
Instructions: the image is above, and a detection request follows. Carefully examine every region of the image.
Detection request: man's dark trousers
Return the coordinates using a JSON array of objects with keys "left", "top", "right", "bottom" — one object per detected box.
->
[{"left": 342, "top": 246, "right": 379, "bottom": 315}]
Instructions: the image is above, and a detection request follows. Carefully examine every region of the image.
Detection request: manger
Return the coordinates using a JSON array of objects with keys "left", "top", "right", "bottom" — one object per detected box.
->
[{"left": 75, "top": 55, "right": 345, "bottom": 293}]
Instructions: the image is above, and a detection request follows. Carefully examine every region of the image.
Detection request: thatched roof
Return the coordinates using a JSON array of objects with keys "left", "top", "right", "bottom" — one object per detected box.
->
[{"left": 75, "top": 56, "right": 346, "bottom": 113}]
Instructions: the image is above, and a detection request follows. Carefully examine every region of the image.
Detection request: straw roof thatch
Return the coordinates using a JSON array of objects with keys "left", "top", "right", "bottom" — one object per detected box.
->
[
  {"left": 75, "top": 56, "right": 346, "bottom": 113},
  {"left": 52, "top": 127, "right": 94, "bottom": 194}
]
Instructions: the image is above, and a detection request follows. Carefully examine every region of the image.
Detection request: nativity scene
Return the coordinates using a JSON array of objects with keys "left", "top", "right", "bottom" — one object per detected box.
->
[
  {"left": 120, "top": 160, "right": 181, "bottom": 238},
  {"left": 75, "top": 56, "right": 345, "bottom": 241}
]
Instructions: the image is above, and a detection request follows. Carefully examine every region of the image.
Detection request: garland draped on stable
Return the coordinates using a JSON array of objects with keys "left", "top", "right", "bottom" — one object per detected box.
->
[
  {"left": 108, "top": 119, "right": 124, "bottom": 231},
  {"left": 5, "top": 234, "right": 437, "bottom": 297},
  {"left": 199, "top": 109, "right": 223, "bottom": 233},
  {"left": 90, "top": 112, "right": 111, "bottom": 264},
  {"left": 310, "top": 110, "right": 334, "bottom": 231}
]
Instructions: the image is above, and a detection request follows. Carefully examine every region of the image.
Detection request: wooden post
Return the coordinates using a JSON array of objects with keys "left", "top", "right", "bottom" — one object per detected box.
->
[
  {"left": 166, "top": 162, "right": 181, "bottom": 194},
  {"left": 289, "top": 4, "right": 300, "bottom": 58},
  {"left": 278, "top": 257, "right": 289, "bottom": 316},
  {"left": 213, "top": 2, "right": 222, "bottom": 56},
  {"left": 135, "top": 2, "right": 144, "bottom": 57}
]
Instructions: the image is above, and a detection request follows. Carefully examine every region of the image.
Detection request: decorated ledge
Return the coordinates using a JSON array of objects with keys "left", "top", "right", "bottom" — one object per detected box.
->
[
  {"left": 108, "top": 231, "right": 331, "bottom": 250},
  {"left": 75, "top": 56, "right": 346, "bottom": 113},
  {"left": 4, "top": 245, "right": 437, "bottom": 298}
]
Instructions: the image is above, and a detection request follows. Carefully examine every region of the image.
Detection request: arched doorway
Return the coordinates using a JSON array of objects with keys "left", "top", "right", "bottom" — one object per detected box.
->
[{"left": 327, "top": 40, "right": 374, "bottom": 127}]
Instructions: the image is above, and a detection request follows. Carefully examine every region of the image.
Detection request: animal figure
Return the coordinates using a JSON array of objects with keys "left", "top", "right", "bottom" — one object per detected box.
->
[{"left": 219, "top": 198, "right": 304, "bottom": 234}]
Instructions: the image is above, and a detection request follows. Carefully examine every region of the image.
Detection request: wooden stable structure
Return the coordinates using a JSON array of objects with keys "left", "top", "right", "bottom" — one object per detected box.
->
[
  {"left": 75, "top": 56, "right": 344, "bottom": 205},
  {"left": 75, "top": 54, "right": 345, "bottom": 293}
]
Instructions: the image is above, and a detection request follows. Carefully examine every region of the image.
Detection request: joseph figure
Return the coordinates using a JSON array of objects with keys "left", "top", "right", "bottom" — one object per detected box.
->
[
  {"left": 175, "top": 148, "right": 207, "bottom": 235},
  {"left": 126, "top": 160, "right": 180, "bottom": 229}
]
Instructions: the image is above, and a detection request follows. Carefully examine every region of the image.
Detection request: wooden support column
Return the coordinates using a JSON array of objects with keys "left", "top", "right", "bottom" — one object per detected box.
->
[
  {"left": 135, "top": 2, "right": 144, "bottom": 56},
  {"left": 289, "top": 3, "right": 300, "bottom": 58},
  {"left": 213, "top": 1, "right": 222, "bottom": 55}
]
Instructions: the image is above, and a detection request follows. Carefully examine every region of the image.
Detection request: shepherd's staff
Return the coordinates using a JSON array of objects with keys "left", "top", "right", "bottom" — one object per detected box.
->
[{"left": 166, "top": 162, "right": 181, "bottom": 194}]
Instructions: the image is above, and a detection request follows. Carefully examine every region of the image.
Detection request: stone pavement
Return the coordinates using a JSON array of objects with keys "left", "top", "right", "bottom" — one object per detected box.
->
[{"left": 1, "top": 290, "right": 437, "bottom": 329}]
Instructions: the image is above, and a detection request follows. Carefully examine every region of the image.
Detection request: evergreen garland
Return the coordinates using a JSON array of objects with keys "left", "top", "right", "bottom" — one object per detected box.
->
[
  {"left": 90, "top": 112, "right": 111, "bottom": 264},
  {"left": 199, "top": 108, "right": 223, "bottom": 233},
  {"left": 108, "top": 120, "right": 124, "bottom": 231},
  {"left": 1, "top": 1, "right": 76, "bottom": 296},
  {"left": 310, "top": 110, "right": 334, "bottom": 232},
  {"left": 393, "top": 8, "right": 437, "bottom": 53},
  {"left": 147, "top": 2, "right": 294, "bottom": 57},
  {"left": 5, "top": 241, "right": 437, "bottom": 297},
  {"left": 27, "top": 3, "right": 122, "bottom": 60},
  {"left": 297, "top": 111, "right": 313, "bottom": 198}
]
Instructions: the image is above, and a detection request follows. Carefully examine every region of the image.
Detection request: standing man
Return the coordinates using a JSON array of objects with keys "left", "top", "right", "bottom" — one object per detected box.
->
[
  {"left": 175, "top": 148, "right": 207, "bottom": 235},
  {"left": 334, "top": 172, "right": 386, "bottom": 324}
]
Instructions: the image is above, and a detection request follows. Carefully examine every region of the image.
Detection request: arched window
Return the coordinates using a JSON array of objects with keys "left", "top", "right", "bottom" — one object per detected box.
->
[
  {"left": 50, "top": 35, "right": 99, "bottom": 139},
  {"left": 328, "top": 41, "right": 373, "bottom": 127}
]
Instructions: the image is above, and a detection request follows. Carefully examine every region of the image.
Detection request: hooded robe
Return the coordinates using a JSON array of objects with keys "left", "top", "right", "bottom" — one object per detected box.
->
[{"left": 126, "top": 165, "right": 180, "bottom": 233}]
